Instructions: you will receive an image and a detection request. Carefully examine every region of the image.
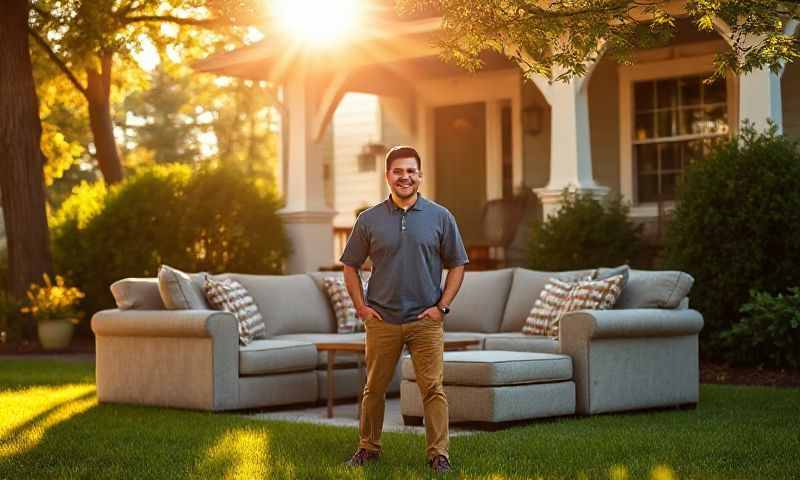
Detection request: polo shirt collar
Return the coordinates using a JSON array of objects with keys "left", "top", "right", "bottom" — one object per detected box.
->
[{"left": 387, "top": 193, "right": 426, "bottom": 212}]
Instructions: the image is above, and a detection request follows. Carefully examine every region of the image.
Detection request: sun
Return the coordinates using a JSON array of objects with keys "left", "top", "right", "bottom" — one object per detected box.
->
[{"left": 272, "top": 0, "right": 362, "bottom": 47}]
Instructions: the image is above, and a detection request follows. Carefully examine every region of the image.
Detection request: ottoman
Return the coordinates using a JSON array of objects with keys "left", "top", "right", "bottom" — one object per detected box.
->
[{"left": 400, "top": 350, "right": 576, "bottom": 425}]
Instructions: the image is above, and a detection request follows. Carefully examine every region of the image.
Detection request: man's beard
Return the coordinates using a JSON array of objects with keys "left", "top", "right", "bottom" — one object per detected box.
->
[{"left": 393, "top": 182, "right": 417, "bottom": 199}]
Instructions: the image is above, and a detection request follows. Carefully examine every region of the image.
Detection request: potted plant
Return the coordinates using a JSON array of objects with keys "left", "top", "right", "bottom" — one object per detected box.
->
[{"left": 21, "top": 274, "right": 85, "bottom": 351}]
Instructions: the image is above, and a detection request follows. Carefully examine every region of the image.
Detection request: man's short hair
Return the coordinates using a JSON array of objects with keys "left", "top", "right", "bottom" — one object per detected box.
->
[{"left": 385, "top": 146, "right": 421, "bottom": 171}]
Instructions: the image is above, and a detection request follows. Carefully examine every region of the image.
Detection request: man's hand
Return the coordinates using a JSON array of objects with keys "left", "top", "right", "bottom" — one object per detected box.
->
[
  {"left": 357, "top": 305, "right": 384, "bottom": 322},
  {"left": 417, "top": 306, "right": 444, "bottom": 323}
]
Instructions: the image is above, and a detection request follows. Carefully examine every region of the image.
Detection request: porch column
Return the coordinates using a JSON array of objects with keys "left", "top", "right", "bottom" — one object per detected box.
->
[
  {"left": 739, "top": 67, "right": 783, "bottom": 133},
  {"left": 278, "top": 67, "right": 336, "bottom": 273},
  {"left": 531, "top": 71, "right": 608, "bottom": 218},
  {"left": 485, "top": 100, "right": 503, "bottom": 200},
  {"left": 716, "top": 18, "right": 798, "bottom": 134}
]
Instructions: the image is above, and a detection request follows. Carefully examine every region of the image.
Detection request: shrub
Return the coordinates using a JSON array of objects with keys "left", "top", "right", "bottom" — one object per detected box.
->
[
  {"left": 720, "top": 288, "right": 800, "bottom": 368},
  {"left": 51, "top": 164, "right": 290, "bottom": 315},
  {"left": 0, "top": 290, "right": 23, "bottom": 346},
  {"left": 528, "top": 189, "right": 641, "bottom": 271},
  {"left": 663, "top": 125, "right": 800, "bottom": 352}
]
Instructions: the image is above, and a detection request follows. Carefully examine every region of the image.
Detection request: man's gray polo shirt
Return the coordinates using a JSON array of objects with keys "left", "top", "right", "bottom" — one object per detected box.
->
[{"left": 340, "top": 194, "right": 469, "bottom": 324}]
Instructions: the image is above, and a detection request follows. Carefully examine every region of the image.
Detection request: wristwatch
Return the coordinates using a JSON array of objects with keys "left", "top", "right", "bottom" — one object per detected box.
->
[{"left": 437, "top": 304, "right": 451, "bottom": 315}]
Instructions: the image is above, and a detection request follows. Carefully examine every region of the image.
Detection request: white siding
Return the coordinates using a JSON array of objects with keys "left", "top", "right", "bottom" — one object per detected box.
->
[{"left": 332, "top": 93, "right": 383, "bottom": 228}]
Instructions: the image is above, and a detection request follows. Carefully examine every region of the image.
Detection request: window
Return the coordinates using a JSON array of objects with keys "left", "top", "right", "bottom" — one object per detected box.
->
[{"left": 632, "top": 75, "right": 729, "bottom": 203}]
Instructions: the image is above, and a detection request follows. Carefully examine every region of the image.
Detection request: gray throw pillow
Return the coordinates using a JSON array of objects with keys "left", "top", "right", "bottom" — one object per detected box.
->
[
  {"left": 110, "top": 277, "right": 165, "bottom": 310},
  {"left": 596, "top": 265, "right": 630, "bottom": 286},
  {"left": 157, "top": 265, "right": 209, "bottom": 310},
  {"left": 614, "top": 269, "right": 694, "bottom": 309}
]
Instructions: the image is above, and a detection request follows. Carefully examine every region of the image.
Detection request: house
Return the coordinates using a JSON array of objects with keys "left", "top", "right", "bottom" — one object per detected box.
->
[{"left": 194, "top": 2, "right": 800, "bottom": 273}]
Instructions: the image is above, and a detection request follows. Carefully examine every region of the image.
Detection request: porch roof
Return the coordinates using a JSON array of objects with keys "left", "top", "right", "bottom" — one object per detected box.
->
[{"left": 192, "top": 15, "right": 516, "bottom": 93}]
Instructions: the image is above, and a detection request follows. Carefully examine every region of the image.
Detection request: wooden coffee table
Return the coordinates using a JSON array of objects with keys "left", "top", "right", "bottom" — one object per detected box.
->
[{"left": 314, "top": 339, "right": 480, "bottom": 418}]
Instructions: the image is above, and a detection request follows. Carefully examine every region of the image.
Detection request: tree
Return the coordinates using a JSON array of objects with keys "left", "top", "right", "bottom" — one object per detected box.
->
[
  {"left": 398, "top": 1, "right": 800, "bottom": 81},
  {"left": 28, "top": 0, "right": 267, "bottom": 184},
  {"left": 0, "top": 0, "right": 54, "bottom": 298}
]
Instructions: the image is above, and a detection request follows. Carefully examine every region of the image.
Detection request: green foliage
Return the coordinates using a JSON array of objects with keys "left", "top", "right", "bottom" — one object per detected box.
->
[
  {"left": 663, "top": 126, "right": 800, "bottom": 351},
  {"left": 528, "top": 190, "right": 641, "bottom": 271},
  {"left": 0, "top": 290, "right": 23, "bottom": 346},
  {"left": 398, "top": 1, "right": 800, "bottom": 82},
  {"left": 50, "top": 164, "right": 290, "bottom": 315},
  {"left": 721, "top": 288, "right": 800, "bottom": 368}
]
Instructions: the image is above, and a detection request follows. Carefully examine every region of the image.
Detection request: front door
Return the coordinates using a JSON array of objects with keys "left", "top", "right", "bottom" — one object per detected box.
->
[{"left": 434, "top": 102, "right": 487, "bottom": 247}]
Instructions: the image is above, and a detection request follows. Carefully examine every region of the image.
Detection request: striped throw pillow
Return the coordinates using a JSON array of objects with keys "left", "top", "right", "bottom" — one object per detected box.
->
[
  {"left": 522, "top": 277, "right": 575, "bottom": 336},
  {"left": 552, "top": 274, "right": 625, "bottom": 336},
  {"left": 204, "top": 276, "right": 266, "bottom": 345},
  {"left": 522, "top": 274, "right": 625, "bottom": 337},
  {"left": 323, "top": 277, "right": 366, "bottom": 333}
]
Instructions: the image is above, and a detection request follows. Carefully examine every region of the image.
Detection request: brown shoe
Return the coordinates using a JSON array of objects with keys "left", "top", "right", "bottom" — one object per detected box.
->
[
  {"left": 344, "top": 448, "right": 380, "bottom": 467},
  {"left": 429, "top": 455, "right": 452, "bottom": 474}
]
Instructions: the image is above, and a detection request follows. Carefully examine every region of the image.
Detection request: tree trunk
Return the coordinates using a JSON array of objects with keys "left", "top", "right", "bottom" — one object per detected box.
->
[
  {"left": 0, "top": 0, "right": 54, "bottom": 298},
  {"left": 86, "top": 52, "right": 124, "bottom": 184}
]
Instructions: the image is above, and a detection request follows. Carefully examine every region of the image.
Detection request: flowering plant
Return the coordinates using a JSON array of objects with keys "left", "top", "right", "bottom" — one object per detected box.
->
[{"left": 20, "top": 274, "right": 85, "bottom": 323}]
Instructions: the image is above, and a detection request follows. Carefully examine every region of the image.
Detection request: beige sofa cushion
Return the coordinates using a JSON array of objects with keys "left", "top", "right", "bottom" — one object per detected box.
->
[
  {"left": 157, "top": 265, "right": 209, "bottom": 310},
  {"left": 224, "top": 273, "right": 336, "bottom": 336},
  {"left": 110, "top": 277, "right": 165, "bottom": 310},
  {"left": 444, "top": 269, "right": 514, "bottom": 333},
  {"left": 500, "top": 268, "right": 594, "bottom": 332},
  {"left": 608, "top": 269, "right": 694, "bottom": 309},
  {"left": 402, "top": 351, "right": 573, "bottom": 386},
  {"left": 483, "top": 333, "right": 560, "bottom": 354},
  {"left": 239, "top": 340, "right": 318, "bottom": 375}
]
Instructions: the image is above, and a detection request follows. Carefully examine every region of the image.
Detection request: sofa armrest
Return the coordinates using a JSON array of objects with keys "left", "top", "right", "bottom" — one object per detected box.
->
[
  {"left": 91, "top": 308, "right": 237, "bottom": 338},
  {"left": 560, "top": 308, "right": 703, "bottom": 341},
  {"left": 91, "top": 308, "right": 240, "bottom": 411},
  {"left": 559, "top": 308, "right": 703, "bottom": 415}
]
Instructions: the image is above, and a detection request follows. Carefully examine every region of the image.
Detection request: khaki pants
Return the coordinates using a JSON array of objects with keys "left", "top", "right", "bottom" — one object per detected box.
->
[{"left": 358, "top": 315, "right": 448, "bottom": 460}]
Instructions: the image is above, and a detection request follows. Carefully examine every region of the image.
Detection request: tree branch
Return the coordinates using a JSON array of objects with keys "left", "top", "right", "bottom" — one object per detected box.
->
[
  {"left": 121, "top": 14, "right": 267, "bottom": 29},
  {"left": 27, "top": 26, "right": 88, "bottom": 98}
]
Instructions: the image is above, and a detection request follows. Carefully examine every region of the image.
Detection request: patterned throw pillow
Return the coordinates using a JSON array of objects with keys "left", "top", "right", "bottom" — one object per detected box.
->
[
  {"left": 523, "top": 274, "right": 625, "bottom": 337},
  {"left": 522, "top": 278, "right": 575, "bottom": 336},
  {"left": 322, "top": 277, "right": 366, "bottom": 333},
  {"left": 203, "top": 275, "right": 266, "bottom": 345}
]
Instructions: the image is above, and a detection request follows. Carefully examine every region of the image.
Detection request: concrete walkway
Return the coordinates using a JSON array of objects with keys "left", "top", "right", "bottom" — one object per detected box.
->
[{"left": 242, "top": 398, "right": 479, "bottom": 436}]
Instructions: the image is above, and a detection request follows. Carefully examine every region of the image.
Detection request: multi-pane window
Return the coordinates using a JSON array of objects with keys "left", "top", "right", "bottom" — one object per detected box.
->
[{"left": 633, "top": 75, "right": 729, "bottom": 203}]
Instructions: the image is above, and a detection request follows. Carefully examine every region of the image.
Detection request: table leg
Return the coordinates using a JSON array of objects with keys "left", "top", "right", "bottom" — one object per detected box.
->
[{"left": 327, "top": 351, "right": 336, "bottom": 418}]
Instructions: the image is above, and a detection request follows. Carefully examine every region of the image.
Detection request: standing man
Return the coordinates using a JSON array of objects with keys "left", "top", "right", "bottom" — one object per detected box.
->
[{"left": 340, "top": 146, "right": 469, "bottom": 474}]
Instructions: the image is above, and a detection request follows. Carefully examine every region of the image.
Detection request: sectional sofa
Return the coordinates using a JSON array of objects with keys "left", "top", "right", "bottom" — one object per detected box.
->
[{"left": 91, "top": 267, "right": 702, "bottom": 415}]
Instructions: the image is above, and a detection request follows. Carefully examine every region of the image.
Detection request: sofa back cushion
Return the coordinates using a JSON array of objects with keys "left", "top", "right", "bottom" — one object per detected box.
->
[
  {"left": 224, "top": 273, "right": 336, "bottom": 336},
  {"left": 606, "top": 269, "right": 694, "bottom": 309},
  {"left": 110, "top": 277, "right": 165, "bottom": 310},
  {"left": 499, "top": 268, "right": 595, "bottom": 332},
  {"left": 444, "top": 269, "right": 514, "bottom": 333}
]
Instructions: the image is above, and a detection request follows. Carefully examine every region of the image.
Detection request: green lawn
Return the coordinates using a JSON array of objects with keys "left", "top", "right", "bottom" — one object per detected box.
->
[{"left": 1, "top": 359, "right": 799, "bottom": 479}]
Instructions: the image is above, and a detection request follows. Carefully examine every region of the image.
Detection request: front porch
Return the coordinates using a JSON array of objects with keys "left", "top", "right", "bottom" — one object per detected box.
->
[{"left": 194, "top": 12, "right": 797, "bottom": 274}]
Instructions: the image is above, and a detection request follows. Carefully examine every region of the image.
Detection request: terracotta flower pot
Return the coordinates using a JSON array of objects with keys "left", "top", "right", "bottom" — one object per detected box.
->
[{"left": 37, "top": 319, "right": 75, "bottom": 351}]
